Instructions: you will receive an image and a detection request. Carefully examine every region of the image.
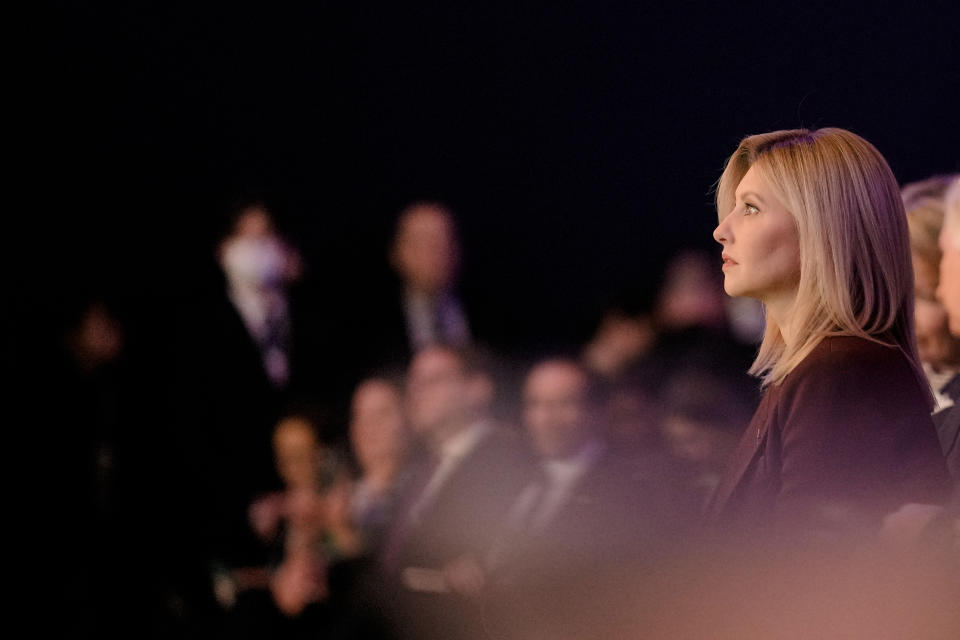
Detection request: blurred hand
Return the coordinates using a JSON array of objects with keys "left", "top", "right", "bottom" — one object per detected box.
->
[
  {"left": 249, "top": 493, "right": 284, "bottom": 540},
  {"left": 284, "top": 488, "right": 326, "bottom": 532},
  {"left": 583, "top": 313, "right": 653, "bottom": 377},
  {"left": 441, "top": 554, "right": 486, "bottom": 597},
  {"left": 878, "top": 502, "right": 944, "bottom": 547},
  {"left": 271, "top": 552, "right": 329, "bottom": 616}
]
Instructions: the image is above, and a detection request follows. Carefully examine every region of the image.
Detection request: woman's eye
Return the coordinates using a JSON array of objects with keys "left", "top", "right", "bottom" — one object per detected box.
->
[{"left": 744, "top": 202, "right": 760, "bottom": 215}]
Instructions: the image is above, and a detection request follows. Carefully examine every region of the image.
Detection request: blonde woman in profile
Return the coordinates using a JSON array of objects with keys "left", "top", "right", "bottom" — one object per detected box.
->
[{"left": 703, "top": 128, "right": 950, "bottom": 544}]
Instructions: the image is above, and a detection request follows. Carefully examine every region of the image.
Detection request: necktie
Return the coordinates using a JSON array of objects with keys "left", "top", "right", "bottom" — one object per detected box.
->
[
  {"left": 485, "top": 469, "right": 551, "bottom": 570},
  {"left": 379, "top": 456, "right": 441, "bottom": 573},
  {"left": 261, "top": 302, "right": 289, "bottom": 387}
]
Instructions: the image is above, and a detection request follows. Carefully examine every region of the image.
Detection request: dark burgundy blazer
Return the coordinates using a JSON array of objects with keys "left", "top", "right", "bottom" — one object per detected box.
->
[{"left": 705, "top": 336, "right": 950, "bottom": 542}]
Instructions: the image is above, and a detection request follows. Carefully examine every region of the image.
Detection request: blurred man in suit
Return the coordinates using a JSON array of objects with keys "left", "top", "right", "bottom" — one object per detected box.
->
[
  {"left": 473, "top": 358, "right": 696, "bottom": 640},
  {"left": 355, "top": 202, "right": 473, "bottom": 374},
  {"left": 380, "top": 344, "right": 530, "bottom": 640}
]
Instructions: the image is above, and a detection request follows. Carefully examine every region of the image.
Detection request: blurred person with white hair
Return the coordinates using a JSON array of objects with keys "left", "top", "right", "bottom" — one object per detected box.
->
[
  {"left": 933, "top": 177, "right": 960, "bottom": 479},
  {"left": 903, "top": 175, "right": 960, "bottom": 409}
]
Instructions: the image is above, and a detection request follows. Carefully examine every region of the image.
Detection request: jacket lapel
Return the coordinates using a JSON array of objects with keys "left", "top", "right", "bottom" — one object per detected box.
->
[{"left": 704, "top": 389, "right": 777, "bottom": 521}]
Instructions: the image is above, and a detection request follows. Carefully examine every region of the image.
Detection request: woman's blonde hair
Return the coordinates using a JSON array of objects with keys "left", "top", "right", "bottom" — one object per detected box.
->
[{"left": 716, "top": 128, "right": 927, "bottom": 399}]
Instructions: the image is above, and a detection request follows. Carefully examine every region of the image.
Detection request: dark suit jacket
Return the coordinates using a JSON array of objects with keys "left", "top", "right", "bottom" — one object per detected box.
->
[
  {"left": 165, "top": 274, "right": 342, "bottom": 569},
  {"left": 391, "top": 426, "right": 533, "bottom": 572},
  {"left": 481, "top": 447, "right": 698, "bottom": 640},
  {"left": 384, "top": 425, "right": 532, "bottom": 640},
  {"left": 351, "top": 282, "right": 475, "bottom": 371},
  {"left": 704, "top": 336, "right": 950, "bottom": 544},
  {"left": 491, "top": 447, "right": 695, "bottom": 574},
  {"left": 933, "top": 374, "right": 960, "bottom": 482}
]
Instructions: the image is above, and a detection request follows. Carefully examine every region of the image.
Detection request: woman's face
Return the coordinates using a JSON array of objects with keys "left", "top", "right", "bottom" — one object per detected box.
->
[{"left": 713, "top": 165, "right": 802, "bottom": 307}]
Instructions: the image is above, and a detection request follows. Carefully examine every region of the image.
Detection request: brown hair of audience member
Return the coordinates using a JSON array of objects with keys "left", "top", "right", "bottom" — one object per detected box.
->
[{"left": 273, "top": 415, "right": 323, "bottom": 492}]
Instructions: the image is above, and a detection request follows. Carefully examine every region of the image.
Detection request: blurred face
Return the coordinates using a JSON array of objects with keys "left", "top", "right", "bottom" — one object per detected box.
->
[
  {"left": 406, "top": 348, "right": 470, "bottom": 438},
  {"left": 393, "top": 206, "right": 460, "bottom": 295},
  {"left": 656, "top": 253, "right": 726, "bottom": 329},
  {"left": 235, "top": 206, "right": 274, "bottom": 236},
  {"left": 937, "top": 224, "right": 960, "bottom": 336},
  {"left": 273, "top": 418, "right": 320, "bottom": 490},
  {"left": 220, "top": 206, "right": 300, "bottom": 288},
  {"left": 713, "top": 165, "right": 801, "bottom": 308},
  {"left": 662, "top": 416, "right": 735, "bottom": 466},
  {"left": 350, "top": 380, "right": 408, "bottom": 472},
  {"left": 523, "top": 362, "right": 592, "bottom": 459},
  {"left": 915, "top": 297, "right": 960, "bottom": 368}
]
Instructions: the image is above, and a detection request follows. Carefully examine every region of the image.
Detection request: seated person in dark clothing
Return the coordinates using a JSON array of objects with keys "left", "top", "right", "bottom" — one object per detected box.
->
[
  {"left": 348, "top": 375, "right": 415, "bottom": 551},
  {"left": 379, "top": 344, "right": 531, "bottom": 640},
  {"left": 904, "top": 175, "right": 960, "bottom": 416},
  {"left": 448, "top": 358, "right": 697, "bottom": 640},
  {"left": 355, "top": 202, "right": 473, "bottom": 373}
]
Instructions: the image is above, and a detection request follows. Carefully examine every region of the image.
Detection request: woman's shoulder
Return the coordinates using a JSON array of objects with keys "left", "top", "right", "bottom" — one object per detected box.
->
[
  {"left": 775, "top": 336, "right": 930, "bottom": 422},
  {"left": 787, "top": 336, "right": 916, "bottom": 388}
]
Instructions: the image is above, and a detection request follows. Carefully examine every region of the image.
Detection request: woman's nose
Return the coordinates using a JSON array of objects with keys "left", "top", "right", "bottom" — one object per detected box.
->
[{"left": 713, "top": 218, "right": 729, "bottom": 244}]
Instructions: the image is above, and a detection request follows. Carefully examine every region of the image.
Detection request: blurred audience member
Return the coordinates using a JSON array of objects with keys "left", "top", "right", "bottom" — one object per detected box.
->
[
  {"left": 475, "top": 358, "right": 696, "bottom": 640},
  {"left": 164, "top": 199, "right": 323, "bottom": 629},
  {"left": 381, "top": 345, "right": 531, "bottom": 640},
  {"left": 649, "top": 251, "right": 757, "bottom": 380},
  {"left": 879, "top": 176, "right": 960, "bottom": 608},
  {"left": 217, "top": 202, "right": 303, "bottom": 389},
  {"left": 603, "top": 371, "right": 664, "bottom": 453},
  {"left": 349, "top": 375, "right": 415, "bottom": 550},
  {"left": 582, "top": 310, "right": 655, "bottom": 380},
  {"left": 357, "top": 202, "right": 474, "bottom": 371},
  {"left": 904, "top": 175, "right": 960, "bottom": 409},
  {"left": 391, "top": 203, "right": 470, "bottom": 350},
  {"left": 660, "top": 368, "right": 753, "bottom": 507},
  {"left": 227, "top": 415, "right": 359, "bottom": 638},
  {"left": 934, "top": 177, "right": 960, "bottom": 479},
  {"left": 583, "top": 250, "right": 759, "bottom": 454},
  {"left": 47, "top": 298, "right": 135, "bottom": 638}
]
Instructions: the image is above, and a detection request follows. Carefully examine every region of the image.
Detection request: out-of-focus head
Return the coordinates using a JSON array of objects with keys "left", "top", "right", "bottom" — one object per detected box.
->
[
  {"left": 391, "top": 202, "right": 461, "bottom": 296},
  {"left": 937, "top": 177, "right": 960, "bottom": 336},
  {"left": 405, "top": 345, "right": 493, "bottom": 445},
  {"left": 523, "top": 358, "right": 597, "bottom": 460},
  {"left": 219, "top": 202, "right": 301, "bottom": 290},
  {"left": 656, "top": 251, "right": 727, "bottom": 330},
  {"left": 904, "top": 175, "right": 960, "bottom": 367},
  {"left": 908, "top": 197, "right": 946, "bottom": 301},
  {"left": 273, "top": 416, "right": 321, "bottom": 491},
  {"left": 69, "top": 301, "right": 124, "bottom": 371},
  {"left": 901, "top": 174, "right": 956, "bottom": 212},
  {"left": 349, "top": 377, "right": 409, "bottom": 473},
  {"left": 661, "top": 370, "right": 747, "bottom": 467},
  {"left": 714, "top": 128, "right": 921, "bottom": 388}
]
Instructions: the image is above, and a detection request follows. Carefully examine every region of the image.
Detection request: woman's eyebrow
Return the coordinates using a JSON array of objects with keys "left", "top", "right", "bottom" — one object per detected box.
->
[{"left": 736, "top": 190, "right": 766, "bottom": 204}]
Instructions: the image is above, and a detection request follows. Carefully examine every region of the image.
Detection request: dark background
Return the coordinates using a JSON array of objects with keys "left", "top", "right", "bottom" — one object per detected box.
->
[{"left": 27, "top": 0, "right": 960, "bottom": 348}]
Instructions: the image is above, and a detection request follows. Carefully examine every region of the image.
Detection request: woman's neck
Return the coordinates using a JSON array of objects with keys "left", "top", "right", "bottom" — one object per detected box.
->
[{"left": 762, "top": 289, "right": 798, "bottom": 343}]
